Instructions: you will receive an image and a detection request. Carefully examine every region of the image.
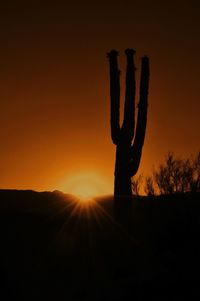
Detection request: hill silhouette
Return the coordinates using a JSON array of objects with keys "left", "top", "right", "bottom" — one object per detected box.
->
[{"left": 0, "top": 190, "right": 200, "bottom": 300}]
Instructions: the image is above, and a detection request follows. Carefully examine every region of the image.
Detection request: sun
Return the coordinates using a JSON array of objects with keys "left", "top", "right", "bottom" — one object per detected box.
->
[
  {"left": 72, "top": 182, "right": 100, "bottom": 200},
  {"left": 58, "top": 171, "right": 112, "bottom": 200}
]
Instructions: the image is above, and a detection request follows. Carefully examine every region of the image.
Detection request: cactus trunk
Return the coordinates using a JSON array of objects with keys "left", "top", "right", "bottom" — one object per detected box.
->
[{"left": 107, "top": 49, "right": 149, "bottom": 212}]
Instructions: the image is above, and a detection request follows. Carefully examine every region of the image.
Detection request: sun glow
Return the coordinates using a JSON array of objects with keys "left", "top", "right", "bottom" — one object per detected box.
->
[{"left": 58, "top": 171, "right": 112, "bottom": 200}]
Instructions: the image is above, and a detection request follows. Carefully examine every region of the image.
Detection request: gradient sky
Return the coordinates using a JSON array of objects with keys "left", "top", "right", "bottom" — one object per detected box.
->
[{"left": 0, "top": 0, "right": 199, "bottom": 194}]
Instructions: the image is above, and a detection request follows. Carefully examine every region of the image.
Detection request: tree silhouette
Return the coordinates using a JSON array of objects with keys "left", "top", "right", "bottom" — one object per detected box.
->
[
  {"left": 144, "top": 176, "right": 155, "bottom": 196},
  {"left": 107, "top": 49, "right": 149, "bottom": 215},
  {"left": 153, "top": 152, "right": 200, "bottom": 194}
]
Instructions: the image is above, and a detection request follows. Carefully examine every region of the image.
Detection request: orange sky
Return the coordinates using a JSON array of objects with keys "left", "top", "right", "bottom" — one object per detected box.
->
[{"left": 0, "top": 1, "right": 199, "bottom": 194}]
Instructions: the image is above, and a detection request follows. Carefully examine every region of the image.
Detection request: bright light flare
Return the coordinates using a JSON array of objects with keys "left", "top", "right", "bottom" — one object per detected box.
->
[{"left": 58, "top": 171, "right": 112, "bottom": 200}]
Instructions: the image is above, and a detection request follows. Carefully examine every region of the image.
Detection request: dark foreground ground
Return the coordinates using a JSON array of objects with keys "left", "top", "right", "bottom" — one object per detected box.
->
[{"left": 0, "top": 190, "right": 200, "bottom": 300}]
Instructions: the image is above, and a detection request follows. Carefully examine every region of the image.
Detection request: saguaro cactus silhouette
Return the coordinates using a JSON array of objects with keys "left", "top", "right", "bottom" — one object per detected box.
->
[{"left": 107, "top": 49, "right": 149, "bottom": 205}]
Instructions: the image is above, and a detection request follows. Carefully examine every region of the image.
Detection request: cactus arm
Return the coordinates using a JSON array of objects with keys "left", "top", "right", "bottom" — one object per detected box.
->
[
  {"left": 121, "top": 49, "right": 136, "bottom": 142},
  {"left": 129, "top": 151, "right": 142, "bottom": 177},
  {"left": 107, "top": 50, "right": 121, "bottom": 145},
  {"left": 130, "top": 56, "right": 149, "bottom": 177}
]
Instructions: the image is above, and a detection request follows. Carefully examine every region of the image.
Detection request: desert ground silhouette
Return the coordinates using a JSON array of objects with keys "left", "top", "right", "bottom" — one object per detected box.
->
[{"left": 0, "top": 189, "right": 200, "bottom": 300}]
